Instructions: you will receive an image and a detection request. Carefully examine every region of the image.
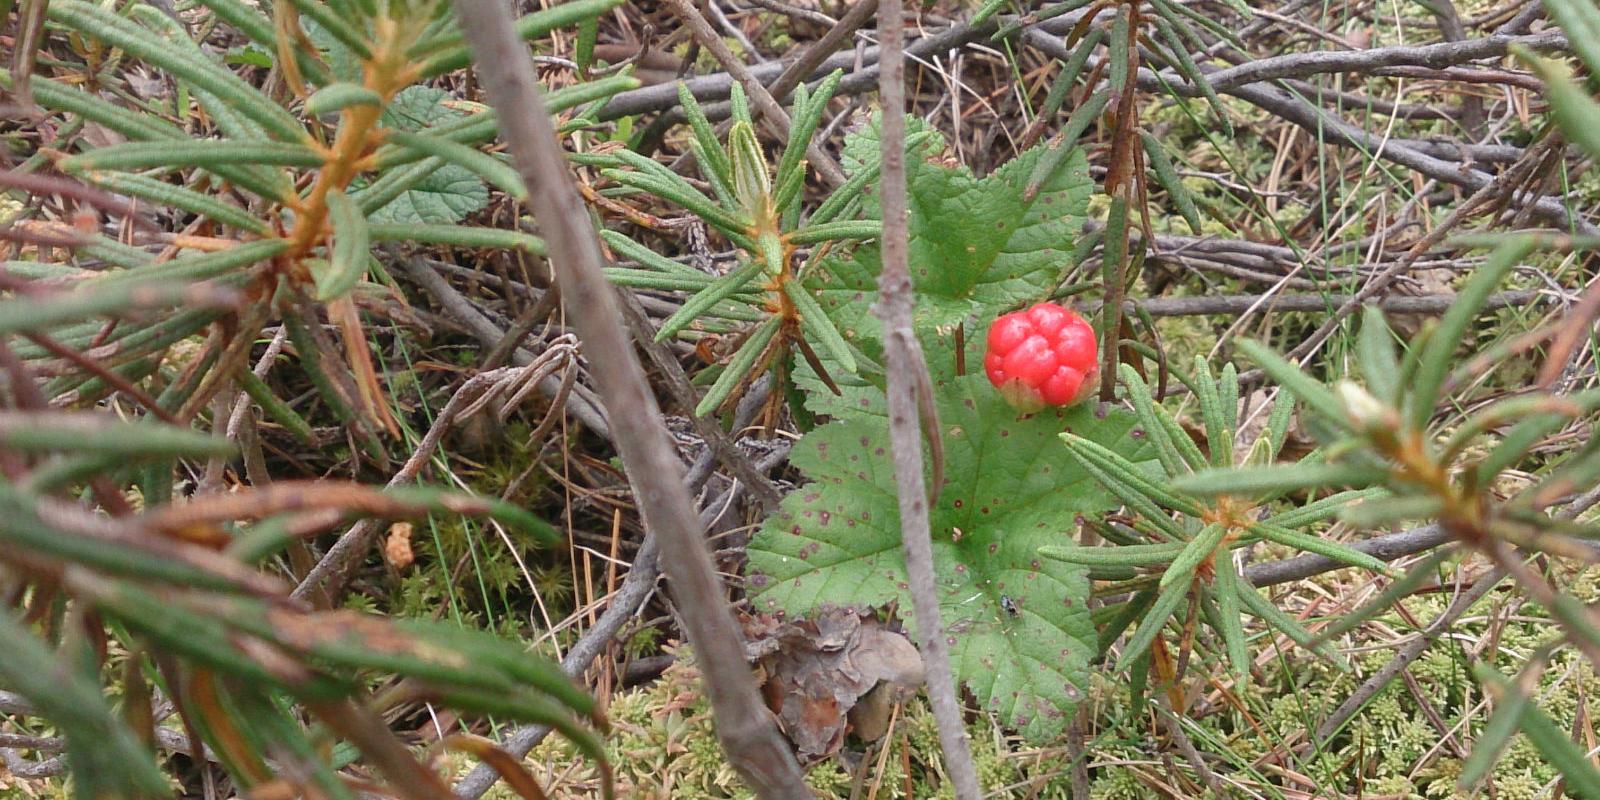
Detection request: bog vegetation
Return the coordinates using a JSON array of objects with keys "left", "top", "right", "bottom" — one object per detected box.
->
[{"left": 3, "top": 0, "right": 1600, "bottom": 797}]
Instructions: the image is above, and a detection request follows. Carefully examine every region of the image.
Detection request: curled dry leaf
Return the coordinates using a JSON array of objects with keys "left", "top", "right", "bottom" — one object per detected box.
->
[{"left": 743, "top": 608, "right": 923, "bottom": 763}]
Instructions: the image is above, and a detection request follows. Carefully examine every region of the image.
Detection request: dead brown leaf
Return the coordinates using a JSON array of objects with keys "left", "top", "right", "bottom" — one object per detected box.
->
[{"left": 744, "top": 609, "right": 923, "bottom": 764}]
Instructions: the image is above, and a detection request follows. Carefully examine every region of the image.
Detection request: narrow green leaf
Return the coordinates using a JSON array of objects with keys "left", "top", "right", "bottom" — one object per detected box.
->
[
  {"left": 1118, "top": 363, "right": 1186, "bottom": 476},
  {"left": 729, "top": 121, "right": 772, "bottom": 219},
  {"left": 605, "top": 269, "right": 731, "bottom": 293},
  {"left": 774, "top": 70, "right": 843, "bottom": 214},
  {"left": 603, "top": 169, "right": 751, "bottom": 239},
  {"left": 1160, "top": 523, "right": 1228, "bottom": 589},
  {"left": 282, "top": 0, "right": 371, "bottom": 59},
  {"left": 785, "top": 280, "right": 857, "bottom": 374},
  {"left": 656, "top": 261, "right": 764, "bottom": 341},
  {"left": 993, "top": 0, "right": 1097, "bottom": 38},
  {"left": 729, "top": 82, "right": 752, "bottom": 128},
  {"left": 305, "top": 82, "right": 383, "bottom": 116},
  {"left": 696, "top": 318, "right": 781, "bottom": 416},
  {"left": 679, "top": 83, "right": 732, "bottom": 184},
  {"left": 1474, "top": 664, "right": 1600, "bottom": 800},
  {"left": 1024, "top": 90, "right": 1108, "bottom": 201},
  {"left": 319, "top": 190, "right": 368, "bottom": 300},
  {"left": 786, "top": 220, "right": 882, "bottom": 245},
  {"left": 368, "top": 224, "right": 544, "bottom": 254},
  {"left": 1541, "top": 0, "right": 1600, "bottom": 78},
  {"left": 1117, "top": 580, "right": 1187, "bottom": 670},
  {"left": 48, "top": 0, "right": 305, "bottom": 142},
  {"left": 1035, "top": 29, "right": 1103, "bottom": 124},
  {"left": 235, "top": 368, "right": 315, "bottom": 444},
  {"left": 1234, "top": 582, "right": 1344, "bottom": 666},
  {"left": 600, "top": 230, "right": 711, "bottom": 277},
  {"left": 810, "top": 131, "right": 935, "bottom": 224},
  {"left": 0, "top": 412, "right": 231, "bottom": 458},
  {"left": 4, "top": 71, "right": 177, "bottom": 141},
  {"left": 418, "top": 0, "right": 626, "bottom": 77},
  {"left": 1234, "top": 339, "right": 1349, "bottom": 430},
  {"left": 1477, "top": 411, "right": 1574, "bottom": 485},
  {"left": 1061, "top": 433, "right": 1204, "bottom": 516},
  {"left": 282, "top": 310, "right": 363, "bottom": 434},
  {"left": 1174, "top": 461, "right": 1386, "bottom": 497},
  {"left": 61, "top": 141, "right": 323, "bottom": 171},
  {"left": 1152, "top": 16, "right": 1231, "bottom": 134},
  {"left": 1040, "top": 541, "right": 1186, "bottom": 567},
  {"left": 1108, "top": 5, "right": 1131, "bottom": 95},
  {"left": 1212, "top": 554, "right": 1250, "bottom": 676},
  {"left": 0, "top": 610, "right": 170, "bottom": 795},
  {"left": 1263, "top": 386, "right": 1296, "bottom": 462},
  {"left": 1261, "top": 487, "right": 1388, "bottom": 530},
  {"left": 0, "top": 257, "right": 246, "bottom": 336},
  {"left": 1219, "top": 362, "right": 1239, "bottom": 432},
  {"left": 1247, "top": 522, "right": 1392, "bottom": 574},
  {"left": 1407, "top": 236, "right": 1536, "bottom": 430},
  {"left": 85, "top": 238, "right": 289, "bottom": 290},
  {"left": 772, "top": 159, "right": 807, "bottom": 226},
  {"left": 1337, "top": 495, "right": 1444, "bottom": 528},
  {"left": 193, "top": 0, "right": 331, "bottom": 85},
  {"left": 969, "top": 0, "right": 1010, "bottom": 27},
  {"left": 1356, "top": 305, "right": 1400, "bottom": 404},
  {"left": 1060, "top": 439, "right": 1190, "bottom": 541},
  {"left": 1097, "top": 588, "right": 1157, "bottom": 658},
  {"left": 1140, "top": 131, "right": 1202, "bottom": 233},
  {"left": 1458, "top": 679, "right": 1531, "bottom": 788},
  {"left": 78, "top": 171, "right": 270, "bottom": 234},
  {"left": 385, "top": 130, "right": 527, "bottom": 199},
  {"left": 1190, "top": 358, "right": 1231, "bottom": 467},
  {"left": 1311, "top": 548, "right": 1452, "bottom": 647},
  {"left": 689, "top": 140, "right": 741, "bottom": 213}
]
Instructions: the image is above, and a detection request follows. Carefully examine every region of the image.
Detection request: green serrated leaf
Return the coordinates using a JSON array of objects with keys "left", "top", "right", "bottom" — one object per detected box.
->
[
  {"left": 356, "top": 162, "right": 488, "bottom": 224},
  {"left": 797, "top": 119, "right": 1093, "bottom": 417},
  {"left": 748, "top": 375, "right": 1152, "bottom": 740}
]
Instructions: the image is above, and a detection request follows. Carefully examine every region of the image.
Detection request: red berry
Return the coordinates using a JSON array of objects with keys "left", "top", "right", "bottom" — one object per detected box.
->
[{"left": 982, "top": 302, "right": 1098, "bottom": 409}]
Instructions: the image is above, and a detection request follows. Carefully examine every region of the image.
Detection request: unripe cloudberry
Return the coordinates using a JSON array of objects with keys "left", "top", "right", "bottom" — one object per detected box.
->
[{"left": 983, "top": 302, "right": 1099, "bottom": 409}]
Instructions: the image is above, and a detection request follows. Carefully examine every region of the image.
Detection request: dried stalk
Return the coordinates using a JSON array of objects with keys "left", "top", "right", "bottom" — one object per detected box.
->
[{"left": 873, "top": 0, "right": 981, "bottom": 797}]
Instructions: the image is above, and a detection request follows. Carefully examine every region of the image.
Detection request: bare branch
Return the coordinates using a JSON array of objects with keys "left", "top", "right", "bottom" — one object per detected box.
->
[
  {"left": 873, "top": 1, "right": 981, "bottom": 797},
  {"left": 448, "top": 3, "right": 810, "bottom": 798}
]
